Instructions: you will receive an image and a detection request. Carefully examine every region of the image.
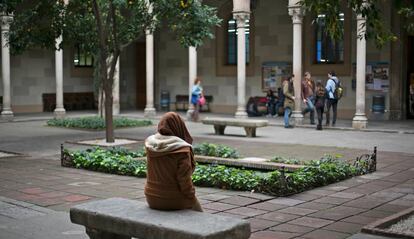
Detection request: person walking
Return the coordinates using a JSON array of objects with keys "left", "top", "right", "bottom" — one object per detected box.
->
[
  {"left": 283, "top": 76, "right": 295, "bottom": 128},
  {"left": 301, "top": 72, "right": 315, "bottom": 124},
  {"left": 191, "top": 77, "right": 203, "bottom": 122},
  {"left": 144, "top": 112, "right": 203, "bottom": 212},
  {"left": 325, "top": 71, "right": 340, "bottom": 126},
  {"left": 314, "top": 80, "right": 326, "bottom": 130}
]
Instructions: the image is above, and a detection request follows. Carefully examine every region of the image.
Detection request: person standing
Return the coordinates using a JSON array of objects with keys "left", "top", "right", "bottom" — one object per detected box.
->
[
  {"left": 301, "top": 72, "right": 315, "bottom": 124},
  {"left": 325, "top": 71, "right": 340, "bottom": 126},
  {"left": 145, "top": 112, "right": 203, "bottom": 212},
  {"left": 283, "top": 76, "right": 295, "bottom": 128},
  {"left": 191, "top": 78, "right": 203, "bottom": 122},
  {"left": 314, "top": 80, "right": 326, "bottom": 130}
]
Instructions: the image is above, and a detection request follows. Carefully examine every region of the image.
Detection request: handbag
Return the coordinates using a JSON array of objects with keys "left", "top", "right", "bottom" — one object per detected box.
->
[{"left": 198, "top": 95, "right": 206, "bottom": 106}]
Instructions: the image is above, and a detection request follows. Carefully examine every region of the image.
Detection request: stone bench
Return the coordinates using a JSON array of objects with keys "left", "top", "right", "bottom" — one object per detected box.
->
[
  {"left": 70, "top": 197, "right": 250, "bottom": 239},
  {"left": 202, "top": 117, "right": 269, "bottom": 137}
]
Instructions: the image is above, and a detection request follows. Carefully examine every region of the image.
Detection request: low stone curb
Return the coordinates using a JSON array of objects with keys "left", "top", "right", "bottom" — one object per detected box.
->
[{"left": 361, "top": 207, "right": 414, "bottom": 238}]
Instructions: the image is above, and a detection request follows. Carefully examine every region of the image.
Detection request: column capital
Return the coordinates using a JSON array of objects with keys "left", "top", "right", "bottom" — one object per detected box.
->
[
  {"left": 1, "top": 15, "right": 13, "bottom": 31},
  {"left": 288, "top": 6, "right": 303, "bottom": 24},
  {"left": 233, "top": 12, "right": 250, "bottom": 28}
]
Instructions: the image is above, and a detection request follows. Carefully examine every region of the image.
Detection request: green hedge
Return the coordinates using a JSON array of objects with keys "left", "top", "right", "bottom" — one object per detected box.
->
[
  {"left": 47, "top": 116, "right": 152, "bottom": 129},
  {"left": 65, "top": 147, "right": 367, "bottom": 196},
  {"left": 193, "top": 143, "right": 240, "bottom": 159}
]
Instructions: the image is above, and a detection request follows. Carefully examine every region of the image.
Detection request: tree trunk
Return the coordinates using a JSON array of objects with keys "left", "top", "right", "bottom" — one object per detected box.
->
[{"left": 104, "top": 77, "right": 114, "bottom": 142}]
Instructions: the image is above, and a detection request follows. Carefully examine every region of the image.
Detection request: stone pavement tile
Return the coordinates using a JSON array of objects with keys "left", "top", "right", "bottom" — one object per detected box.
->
[
  {"left": 267, "top": 198, "right": 305, "bottom": 206},
  {"left": 324, "top": 186, "right": 350, "bottom": 192},
  {"left": 202, "top": 202, "right": 239, "bottom": 211},
  {"left": 374, "top": 203, "right": 411, "bottom": 213},
  {"left": 388, "top": 198, "right": 414, "bottom": 207},
  {"left": 225, "top": 207, "right": 268, "bottom": 217},
  {"left": 248, "top": 218, "right": 281, "bottom": 232},
  {"left": 341, "top": 188, "right": 370, "bottom": 195},
  {"left": 305, "top": 189, "right": 337, "bottom": 196},
  {"left": 38, "top": 191, "right": 70, "bottom": 198},
  {"left": 247, "top": 202, "right": 286, "bottom": 211},
  {"left": 219, "top": 196, "right": 260, "bottom": 206},
  {"left": 277, "top": 207, "right": 318, "bottom": 216},
  {"left": 308, "top": 206, "right": 366, "bottom": 221},
  {"left": 23, "top": 197, "right": 65, "bottom": 207},
  {"left": 381, "top": 172, "right": 414, "bottom": 183},
  {"left": 289, "top": 192, "right": 324, "bottom": 201},
  {"left": 203, "top": 208, "right": 218, "bottom": 214},
  {"left": 196, "top": 187, "right": 224, "bottom": 194},
  {"left": 250, "top": 230, "right": 301, "bottom": 239},
  {"left": 301, "top": 229, "right": 350, "bottom": 239},
  {"left": 402, "top": 194, "right": 414, "bottom": 200},
  {"left": 314, "top": 196, "right": 353, "bottom": 205},
  {"left": 198, "top": 193, "right": 231, "bottom": 201},
  {"left": 329, "top": 192, "right": 364, "bottom": 199},
  {"left": 13, "top": 193, "right": 43, "bottom": 202},
  {"left": 323, "top": 221, "right": 363, "bottom": 234},
  {"left": 256, "top": 211, "right": 300, "bottom": 223},
  {"left": 369, "top": 190, "right": 405, "bottom": 200},
  {"left": 359, "top": 172, "right": 393, "bottom": 180},
  {"left": 214, "top": 211, "right": 248, "bottom": 219},
  {"left": 358, "top": 209, "right": 395, "bottom": 219},
  {"left": 288, "top": 217, "right": 334, "bottom": 228},
  {"left": 341, "top": 215, "right": 379, "bottom": 225},
  {"left": 297, "top": 202, "right": 335, "bottom": 210},
  {"left": 237, "top": 192, "right": 275, "bottom": 201},
  {"left": 62, "top": 194, "right": 92, "bottom": 202},
  {"left": 388, "top": 186, "right": 414, "bottom": 194},
  {"left": 343, "top": 196, "right": 391, "bottom": 209},
  {"left": 0, "top": 204, "right": 45, "bottom": 219},
  {"left": 270, "top": 223, "right": 314, "bottom": 234}
]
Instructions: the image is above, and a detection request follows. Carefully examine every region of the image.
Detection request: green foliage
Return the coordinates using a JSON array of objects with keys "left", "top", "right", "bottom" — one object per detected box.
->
[
  {"left": 69, "top": 147, "right": 147, "bottom": 177},
  {"left": 66, "top": 147, "right": 368, "bottom": 196},
  {"left": 299, "top": 0, "right": 410, "bottom": 48},
  {"left": 47, "top": 116, "right": 152, "bottom": 129},
  {"left": 192, "top": 164, "right": 264, "bottom": 191},
  {"left": 152, "top": 0, "right": 221, "bottom": 47},
  {"left": 193, "top": 143, "right": 240, "bottom": 159},
  {"left": 271, "top": 156, "right": 302, "bottom": 165}
]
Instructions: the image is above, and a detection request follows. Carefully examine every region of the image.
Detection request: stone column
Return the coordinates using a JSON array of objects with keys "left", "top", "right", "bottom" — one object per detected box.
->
[
  {"left": 234, "top": 12, "right": 249, "bottom": 118},
  {"left": 186, "top": 46, "right": 197, "bottom": 120},
  {"left": 1, "top": 15, "right": 13, "bottom": 120},
  {"left": 113, "top": 57, "right": 120, "bottom": 115},
  {"left": 54, "top": 35, "right": 66, "bottom": 118},
  {"left": 288, "top": 4, "right": 304, "bottom": 125},
  {"left": 144, "top": 0, "right": 156, "bottom": 117},
  {"left": 352, "top": 14, "right": 368, "bottom": 129}
]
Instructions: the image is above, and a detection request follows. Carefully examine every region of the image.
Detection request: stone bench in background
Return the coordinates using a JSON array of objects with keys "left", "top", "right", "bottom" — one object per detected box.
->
[
  {"left": 70, "top": 197, "right": 251, "bottom": 239},
  {"left": 202, "top": 117, "right": 269, "bottom": 137}
]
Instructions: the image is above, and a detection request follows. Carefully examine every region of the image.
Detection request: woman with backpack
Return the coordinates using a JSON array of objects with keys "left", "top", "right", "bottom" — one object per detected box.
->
[
  {"left": 314, "top": 80, "right": 326, "bottom": 130},
  {"left": 325, "top": 71, "right": 340, "bottom": 127}
]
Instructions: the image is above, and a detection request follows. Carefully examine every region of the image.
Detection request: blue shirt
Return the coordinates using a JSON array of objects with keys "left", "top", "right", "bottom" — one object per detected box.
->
[{"left": 325, "top": 77, "right": 338, "bottom": 99}]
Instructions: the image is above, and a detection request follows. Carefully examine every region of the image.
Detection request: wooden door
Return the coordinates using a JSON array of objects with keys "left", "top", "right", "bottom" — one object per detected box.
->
[{"left": 136, "top": 42, "right": 146, "bottom": 109}]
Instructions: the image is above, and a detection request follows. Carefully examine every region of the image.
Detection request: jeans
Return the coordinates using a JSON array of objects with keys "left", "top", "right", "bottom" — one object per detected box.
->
[
  {"left": 284, "top": 107, "right": 292, "bottom": 127},
  {"left": 316, "top": 106, "right": 324, "bottom": 127},
  {"left": 326, "top": 98, "right": 338, "bottom": 125},
  {"left": 191, "top": 103, "right": 200, "bottom": 121},
  {"left": 303, "top": 96, "right": 315, "bottom": 123}
]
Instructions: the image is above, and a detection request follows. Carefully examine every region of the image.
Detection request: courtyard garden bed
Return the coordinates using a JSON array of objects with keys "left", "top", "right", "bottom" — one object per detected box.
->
[
  {"left": 61, "top": 143, "right": 377, "bottom": 197},
  {"left": 47, "top": 116, "right": 152, "bottom": 130}
]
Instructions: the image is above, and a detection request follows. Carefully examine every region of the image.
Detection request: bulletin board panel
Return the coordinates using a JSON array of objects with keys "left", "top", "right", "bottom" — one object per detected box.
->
[{"left": 262, "top": 62, "right": 292, "bottom": 92}]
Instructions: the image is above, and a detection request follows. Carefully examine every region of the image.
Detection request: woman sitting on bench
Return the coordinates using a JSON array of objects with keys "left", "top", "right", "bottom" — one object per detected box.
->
[{"left": 144, "top": 112, "right": 203, "bottom": 212}]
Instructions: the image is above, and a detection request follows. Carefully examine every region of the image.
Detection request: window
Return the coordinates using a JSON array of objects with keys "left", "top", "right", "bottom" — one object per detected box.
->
[
  {"left": 227, "top": 18, "right": 250, "bottom": 65},
  {"left": 73, "top": 45, "right": 93, "bottom": 67},
  {"left": 315, "top": 13, "right": 344, "bottom": 64}
]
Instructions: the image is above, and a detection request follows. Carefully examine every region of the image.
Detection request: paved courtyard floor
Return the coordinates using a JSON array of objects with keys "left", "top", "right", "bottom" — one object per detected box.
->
[{"left": 0, "top": 111, "right": 413, "bottom": 239}]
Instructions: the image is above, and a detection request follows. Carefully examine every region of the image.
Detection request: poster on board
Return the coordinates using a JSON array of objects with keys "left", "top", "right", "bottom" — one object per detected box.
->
[
  {"left": 353, "top": 62, "right": 389, "bottom": 92},
  {"left": 262, "top": 62, "right": 292, "bottom": 92}
]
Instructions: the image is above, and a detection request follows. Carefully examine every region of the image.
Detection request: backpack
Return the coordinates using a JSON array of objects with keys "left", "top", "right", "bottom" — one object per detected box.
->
[{"left": 332, "top": 79, "right": 343, "bottom": 100}]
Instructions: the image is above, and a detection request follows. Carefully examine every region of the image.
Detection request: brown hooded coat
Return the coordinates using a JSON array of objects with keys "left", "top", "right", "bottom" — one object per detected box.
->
[{"left": 144, "top": 112, "right": 198, "bottom": 210}]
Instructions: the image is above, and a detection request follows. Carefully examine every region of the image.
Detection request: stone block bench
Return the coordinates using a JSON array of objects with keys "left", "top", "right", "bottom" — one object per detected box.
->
[
  {"left": 202, "top": 117, "right": 269, "bottom": 137},
  {"left": 70, "top": 197, "right": 250, "bottom": 239}
]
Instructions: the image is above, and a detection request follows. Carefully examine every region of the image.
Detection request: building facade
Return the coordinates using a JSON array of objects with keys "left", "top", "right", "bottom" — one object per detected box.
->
[{"left": 1, "top": 0, "right": 413, "bottom": 126}]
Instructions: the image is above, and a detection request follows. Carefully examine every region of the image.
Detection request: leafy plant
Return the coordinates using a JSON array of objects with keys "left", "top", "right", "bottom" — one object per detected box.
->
[
  {"left": 271, "top": 156, "right": 302, "bottom": 165},
  {"left": 193, "top": 143, "right": 240, "bottom": 159},
  {"left": 64, "top": 147, "right": 369, "bottom": 197},
  {"left": 47, "top": 116, "right": 152, "bottom": 129}
]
